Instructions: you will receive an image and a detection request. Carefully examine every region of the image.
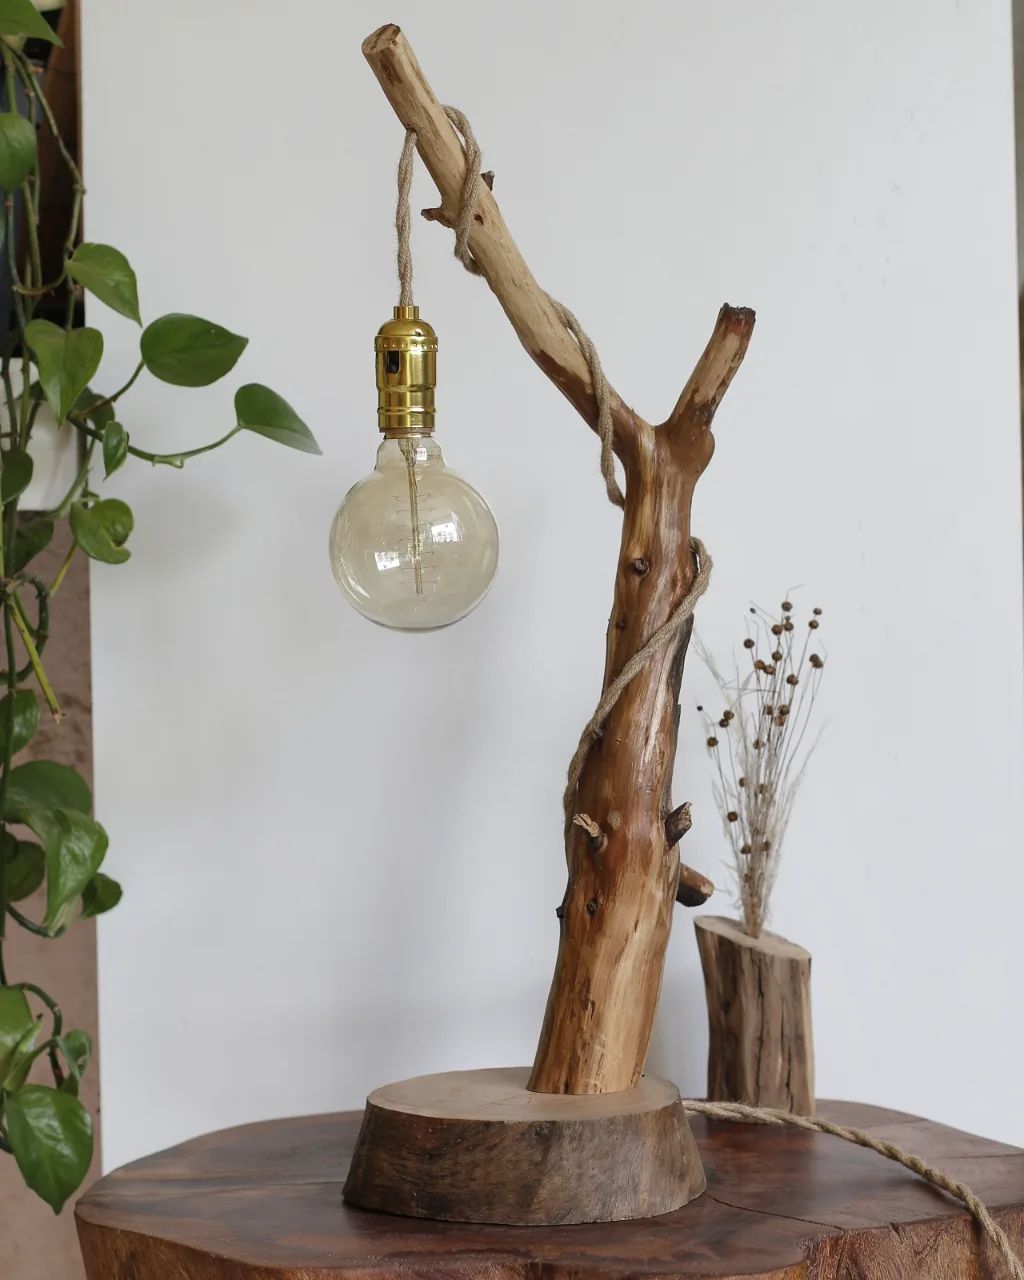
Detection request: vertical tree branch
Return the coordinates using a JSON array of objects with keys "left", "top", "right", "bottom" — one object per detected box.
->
[{"left": 362, "top": 24, "right": 755, "bottom": 1093}]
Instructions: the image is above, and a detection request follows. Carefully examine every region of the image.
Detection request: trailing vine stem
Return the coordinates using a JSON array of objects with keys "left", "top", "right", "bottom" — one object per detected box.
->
[
  {"left": 0, "top": 24, "right": 320, "bottom": 1209},
  {"left": 0, "top": 35, "right": 80, "bottom": 1072},
  {"left": 70, "top": 417, "right": 242, "bottom": 467}
]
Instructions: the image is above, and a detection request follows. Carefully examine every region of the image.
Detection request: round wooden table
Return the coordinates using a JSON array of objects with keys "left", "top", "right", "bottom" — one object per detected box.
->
[{"left": 76, "top": 1101, "right": 1024, "bottom": 1279}]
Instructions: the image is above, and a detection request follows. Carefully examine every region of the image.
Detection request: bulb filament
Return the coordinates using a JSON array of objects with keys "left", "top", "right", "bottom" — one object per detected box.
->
[{"left": 399, "top": 438, "right": 426, "bottom": 597}]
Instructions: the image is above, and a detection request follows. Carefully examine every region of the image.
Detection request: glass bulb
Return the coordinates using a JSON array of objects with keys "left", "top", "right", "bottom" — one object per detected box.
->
[{"left": 329, "top": 433, "right": 498, "bottom": 631}]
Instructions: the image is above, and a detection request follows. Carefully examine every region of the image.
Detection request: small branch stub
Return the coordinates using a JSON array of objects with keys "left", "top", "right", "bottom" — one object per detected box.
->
[
  {"left": 677, "top": 864, "right": 714, "bottom": 908},
  {"left": 665, "top": 802, "right": 693, "bottom": 847}
]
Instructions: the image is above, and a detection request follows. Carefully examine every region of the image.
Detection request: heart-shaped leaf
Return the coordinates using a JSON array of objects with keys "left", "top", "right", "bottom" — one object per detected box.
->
[
  {"left": 0, "top": 986, "right": 34, "bottom": 1086},
  {"left": 0, "top": 0, "right": 60, "bottom": 45},
  {"left": 67, "top": 244, "right": 141, "bottom": 325},
  {"left": 235, "top": 383, "right": 321, "bottom": 455},
  {"left": 80, "top": 872, "right": 121, "bottom": 919},
  {"left": 25, "top": 320, "right": 103, "bottom": 424},
  {"left": 5, "top": 760, "right": 92, "bottom": 817},
  {"left": 1, "top": 449, "right": 33, "bottom": 505},
  {"left": 141, "top": 314, "right": 247, "bottom": 387},
  {"left": 0, "top": 688, "right": 40, "bottom": 756},
  {"left": 0, "top": 112, "right": 36, "bottom": 191},
  {"left": 6, "top": 1086, "right": 93, "bottom": 1213},
  {"left": 70, "top": 498, "right": 133, "bottom": 565},
  {"left": 16, "top": 808, "right": 107, "bottom": 933},
  {"left": 101, "top": 422, "right": 128, "bottom": 477},
  {"left": 6, "top": 838, "right": 45, "bottom": 901},
  {"left": 11, "top": 518, "right": 53, "bottom": 574}
]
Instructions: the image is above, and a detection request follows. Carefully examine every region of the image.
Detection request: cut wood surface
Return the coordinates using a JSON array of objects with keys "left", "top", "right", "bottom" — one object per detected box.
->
[
  {"left": 342, "top": 1067, "right": 705, "bottom": 1224},
  {"left": 363, "top": 22, "right": 755, "bottom": 1096},
  {"left": 76, "top": 1102, "right": 1024, "bottom": 1279},
  {"left": 696, "top": 914, "right": 814, "bottom": 1113}
]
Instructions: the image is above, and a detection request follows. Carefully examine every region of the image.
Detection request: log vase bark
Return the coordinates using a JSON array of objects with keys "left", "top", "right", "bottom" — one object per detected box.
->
[{"left": 695, "top": 914, "right": 814, "bottom": 1114}]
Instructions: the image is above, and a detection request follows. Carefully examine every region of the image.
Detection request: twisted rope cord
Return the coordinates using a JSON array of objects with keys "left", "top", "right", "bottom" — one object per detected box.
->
[
  {"left": 390, "top": 110, "right": 1024, "bottom": 1278},
  {"left": 396, "top": 128, "right": 417, "bottom": 307},
  {"left": 687, "top": 1100, "right": 1024, "bottom": 1279},
  {"left": 562, "top": 536, "right": 710, "bottom": 838}
]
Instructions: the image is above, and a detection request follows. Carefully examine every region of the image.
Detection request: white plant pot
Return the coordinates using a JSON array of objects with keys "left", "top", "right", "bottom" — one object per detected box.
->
[{"left": 5, "top": 398, "right": 82, "bottom": 514}]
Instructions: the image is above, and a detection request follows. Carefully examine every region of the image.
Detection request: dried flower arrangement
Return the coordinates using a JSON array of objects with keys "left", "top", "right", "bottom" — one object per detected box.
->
[{"left": 697, "top": 599, "right": 825, "bottom": 939}]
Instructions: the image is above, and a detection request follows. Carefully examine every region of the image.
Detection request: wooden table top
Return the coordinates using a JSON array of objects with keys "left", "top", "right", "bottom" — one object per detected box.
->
[{"left": 75, "top": 1101, "right": 1024, "bottom": 1279}]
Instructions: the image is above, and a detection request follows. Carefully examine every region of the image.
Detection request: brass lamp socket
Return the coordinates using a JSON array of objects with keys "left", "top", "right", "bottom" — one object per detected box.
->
[{"left": 375, "top": 305, "right": 438, "bottom": 436}]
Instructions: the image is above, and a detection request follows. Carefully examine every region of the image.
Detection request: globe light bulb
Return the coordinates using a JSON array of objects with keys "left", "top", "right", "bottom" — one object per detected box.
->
[{"left": 329, "top": 306, "right": 498, "bottom": 631}]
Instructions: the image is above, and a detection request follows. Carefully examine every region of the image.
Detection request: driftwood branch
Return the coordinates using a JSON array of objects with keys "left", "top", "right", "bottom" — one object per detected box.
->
[
  {"left": 363, "top": 23, "right": 642, "bottom": 466},
  {"left": 363, "top": 23, "right": 754, "bottom": 1095}
]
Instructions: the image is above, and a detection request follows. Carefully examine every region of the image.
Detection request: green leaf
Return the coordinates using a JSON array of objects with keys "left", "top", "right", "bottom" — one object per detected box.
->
[
  {"left": 6, "top": 839, "right": 44, "bottom": 901},
  {"left": 71, "top": 388, "right": 114, "bottom": 431},
  {"left": 16, "top": 808, "right": 108, "bottom": 933},
  {"left": 141, "top": 313, "right": 248, "bottom": 387},
  {"left": 1, "top": 449, "right": 33, "bottom": 504},
  {"left": 101, "top": 422, "right": 128, "bottom": 478},
  {"left": 61, "top": 1030, "right": 91, "bottom": 1078},
  {"left": 2, "top": 1022, "right": 40, "bottom": 1091},
  {"left": 0, "top": 112, "right": 36, "bottom": 191},
  {"left": 6, "top": 1086, "right": 93, "bottom": 1213},
  {"left": 25, "top": 320, "right": 103, "bottom": 424},
  {"left": 11, "top": 518, "right": 53, "bottom": 574},
  {"left": 0, "top": 987, "right": 34, "bottom": 1086},
  {"left": 0, "top": 688, "right": 40, "bottom": 755},
  {"left": 66, "top": 244, "right": 141, "bottom": 325},
  {"left": 234, "top": 384, "right": 321, "bottom": 455},
  {"left": 69, "top": 498, "right": 132, "bottom": 565},
  {"left": 80, "top": 872, "right": 121, "bottom": 919},
  {"left": 5, "top": 760, "right": 92, "bottom": 817},
  {"left": 54, "top": 1029, "right": 91, "bottom": 1095},
  {"left": 0, "top": 0, "right": 60, "bottom": 45}
]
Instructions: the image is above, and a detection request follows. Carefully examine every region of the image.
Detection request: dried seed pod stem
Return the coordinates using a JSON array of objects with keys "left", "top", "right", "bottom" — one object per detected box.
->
[{"left": 696, "top": 599, "right": 826, "bottom": 938}]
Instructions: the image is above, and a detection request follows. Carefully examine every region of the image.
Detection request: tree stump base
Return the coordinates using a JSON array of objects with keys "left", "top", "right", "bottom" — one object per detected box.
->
[
  {"left": 342, "top": 1066, "right": 705, "bottom": 1224},
  {"left": 76, "top": 1101, "right": 1024, "bottom": 1278},
  {"left": 695, "top": 914, "right": 814, "bottom": 1113}
]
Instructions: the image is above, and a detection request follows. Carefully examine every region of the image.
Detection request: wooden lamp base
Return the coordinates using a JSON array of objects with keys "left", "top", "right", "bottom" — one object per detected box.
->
[{"left": 342, "top": 1066, "right": 706, "bottom": 1225}]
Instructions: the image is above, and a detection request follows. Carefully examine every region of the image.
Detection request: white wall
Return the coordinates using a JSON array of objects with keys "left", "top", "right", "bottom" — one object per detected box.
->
[{"left": 81, "top": 0, "right": 1024, "bottom": 1170}]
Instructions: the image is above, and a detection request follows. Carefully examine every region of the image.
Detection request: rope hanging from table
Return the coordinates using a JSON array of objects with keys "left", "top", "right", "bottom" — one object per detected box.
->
[{"left": 389, "top": 111, "right": 1024, "bottom": 1280}]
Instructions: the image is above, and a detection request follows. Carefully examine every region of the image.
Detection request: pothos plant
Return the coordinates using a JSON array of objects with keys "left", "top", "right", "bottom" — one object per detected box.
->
[{"left": 0, "top": 2, "right": 320, "bottom": 1213}]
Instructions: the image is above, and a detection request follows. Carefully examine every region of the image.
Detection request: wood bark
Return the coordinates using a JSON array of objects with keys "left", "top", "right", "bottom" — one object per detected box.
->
[
  {"left": 76, "top": 1102, "right": 1024, "bottom": 1279},
  {"left": 695, "top": 915, "right": 814, "bottom": 1114},
  {"left": 342, "top": 1067, "right": 705, "bottom": 1224},
  {"left": 363, "top": 25, "right": 754, "bottom": 1096}
]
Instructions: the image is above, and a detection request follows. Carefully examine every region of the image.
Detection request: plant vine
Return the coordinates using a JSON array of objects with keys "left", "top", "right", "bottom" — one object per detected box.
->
[{"left": 0, "top": 5, "right": 320, "bottom": 1214}]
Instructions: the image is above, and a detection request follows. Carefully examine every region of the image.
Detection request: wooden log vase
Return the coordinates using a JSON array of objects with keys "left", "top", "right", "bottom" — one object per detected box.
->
[
  {"left": 695, "top": 915, "right": 814, "bottom": 1114},
  {"left": 351, "top": 24, "right": 753, "bottom": 1225}
]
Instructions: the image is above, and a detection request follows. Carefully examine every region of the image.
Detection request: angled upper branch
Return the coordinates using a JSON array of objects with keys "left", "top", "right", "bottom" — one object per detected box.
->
[
  {"left": 362, "top": 24, "right": 643, "bottom": 465},
  {"left": 661, "top": 304, "right": 756, "bottom": 469}
]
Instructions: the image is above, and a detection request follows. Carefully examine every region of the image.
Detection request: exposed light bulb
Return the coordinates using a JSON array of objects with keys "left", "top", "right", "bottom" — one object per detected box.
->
[{"left": 329, "top": 306, "right": 498, "bottom": 631}]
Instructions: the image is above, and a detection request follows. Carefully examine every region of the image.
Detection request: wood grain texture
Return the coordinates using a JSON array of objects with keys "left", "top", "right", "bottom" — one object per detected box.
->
[
  {"left": 76, "top": 1102, "right": 1024, "bottom": 1279},
  {"left": 342, "top": 1067, "right": 705, "bottom": 1224},
  {"left": 362, "top": 24, "right": 754, "bottom": 1095},
  {"left": 696, "top": 915, "right": 814, "bottom": 1114}
]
